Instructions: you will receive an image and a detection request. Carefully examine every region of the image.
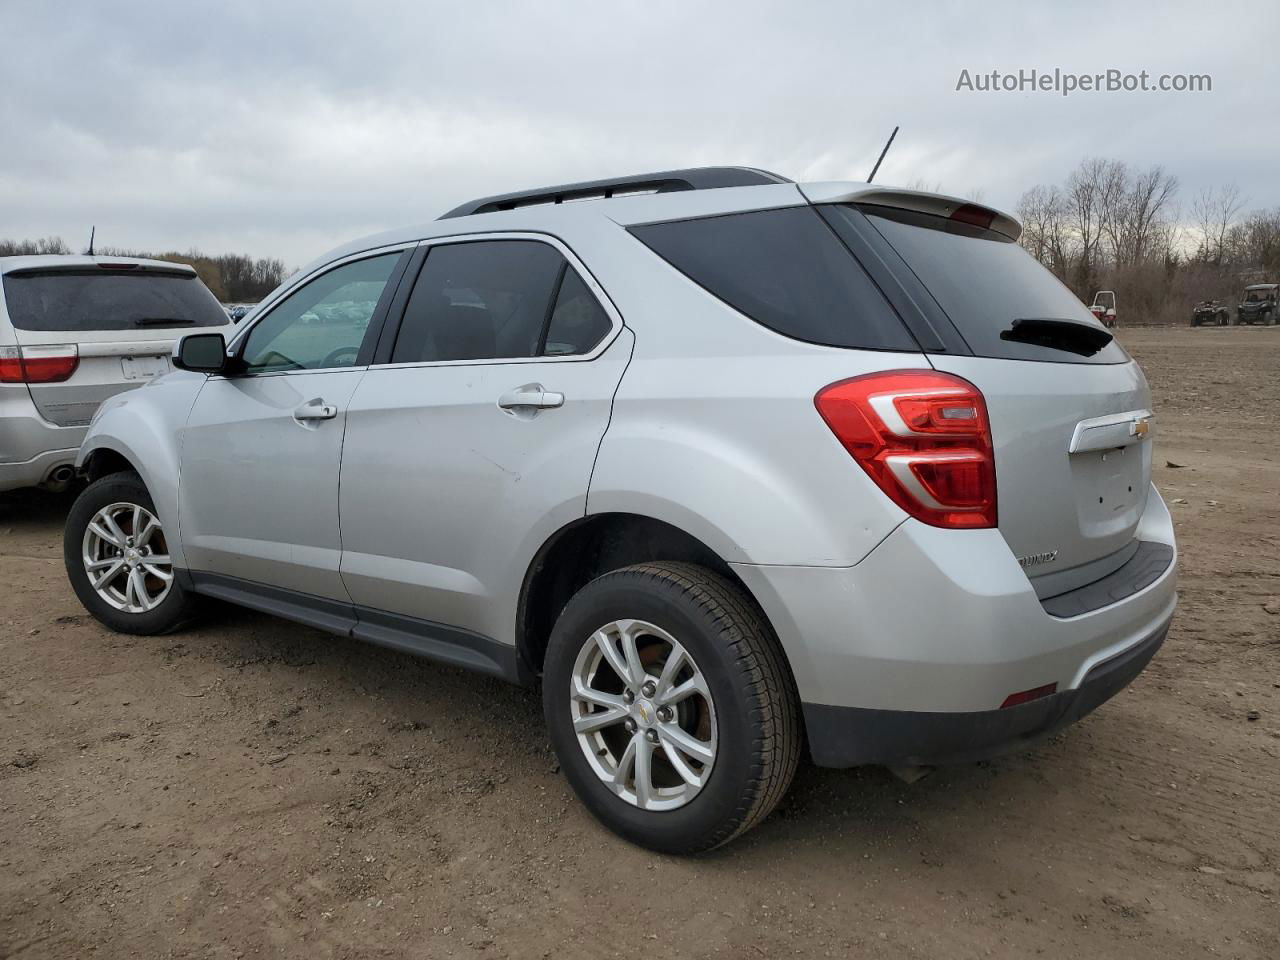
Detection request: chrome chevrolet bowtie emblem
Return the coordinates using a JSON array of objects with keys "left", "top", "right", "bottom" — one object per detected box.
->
[{"left": 1130, "top": 417, "right": 1150, "bottom": 438}]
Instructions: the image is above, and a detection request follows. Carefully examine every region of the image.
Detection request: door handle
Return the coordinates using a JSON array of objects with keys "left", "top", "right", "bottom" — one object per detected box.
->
[
  {"left": 294, "top": 398, "right": 338, "bottom": 421},
  {"left": 497, "top": 384, "right": 565, "bottom": 411}
]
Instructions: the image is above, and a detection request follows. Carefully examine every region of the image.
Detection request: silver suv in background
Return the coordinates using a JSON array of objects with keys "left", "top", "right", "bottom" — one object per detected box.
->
[
  {"left": 64, "top": 168, "right": 1177, "bottom": 853},
  {"left": 0, "top": 257, "right": 231, "bottom": 493}
]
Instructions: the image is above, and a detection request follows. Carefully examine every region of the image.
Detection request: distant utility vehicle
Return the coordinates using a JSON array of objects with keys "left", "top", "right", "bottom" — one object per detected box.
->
[
  {"left": 0, "top": 257, "right": 231, "bottom": 493},
  {"left": 64, "top": 168, "right": 1176, "bottom": 853},
  {"left": 1090, "top": 290, "right": 1118, "bottom": 328},
  {"left": 1191, "top": 299, "right": 1230, "bottom": 326},
  {"left": 1235, "top": 283, "right": 1277, "bottom": 325}
]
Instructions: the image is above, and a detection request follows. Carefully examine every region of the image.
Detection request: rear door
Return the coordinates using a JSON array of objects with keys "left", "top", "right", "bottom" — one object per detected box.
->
[
  {"left": 338, "top": 236, "right": 630, "bottom": 643},
  {"left": 822, "top": 204, "right": 1152, "bottom": 583},
  {"left": 0, "top": 264, "right": 230, "bottom": 426}
]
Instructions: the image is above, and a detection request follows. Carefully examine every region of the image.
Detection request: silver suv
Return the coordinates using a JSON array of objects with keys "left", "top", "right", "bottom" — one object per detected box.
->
[
  {"left": 1, "top": 256, "right": 231, "bottom": 493},
  {"left": 64, "top": 168, "right": 1177, "bottom": 853}
]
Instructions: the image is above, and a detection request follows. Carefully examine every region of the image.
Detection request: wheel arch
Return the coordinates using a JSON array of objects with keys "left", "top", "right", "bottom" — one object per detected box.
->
[
  {"left": 81, "top": 446, "right": 140, "bottom": 483},
  {"left": 515, "top": 511, "right": 784, "bottom": 682}
]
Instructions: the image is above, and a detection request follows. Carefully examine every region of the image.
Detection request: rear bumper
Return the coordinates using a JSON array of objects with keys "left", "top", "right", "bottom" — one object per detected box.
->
[
  {"left": 0, "top": 446, "right": 81, "bottom": 492},
  {"left": 803, "top": 616, "right": 1169, "bottom": 767},
  {"left": 730, "top": 484, "right": 1177, "bottom": 761},
  {"left": 0, "top": 387, "right": 86, "bottom": 492}
]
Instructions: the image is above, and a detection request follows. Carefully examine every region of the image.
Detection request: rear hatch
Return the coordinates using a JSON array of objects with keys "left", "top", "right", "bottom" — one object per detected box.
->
[
  {"left": 1, "top": 263, "right": 229, "bottom": 426},
  {"left": 822, "top": 202, "right": 1151, "bottom": 587}
]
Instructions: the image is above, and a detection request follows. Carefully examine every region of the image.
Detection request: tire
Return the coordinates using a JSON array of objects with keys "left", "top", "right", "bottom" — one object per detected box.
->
[
  {"left": 1219, "top": 312, "right": 1228, "bottom": 326},
  {"left": 64, "top": 471, "right": 198, "bottom": 635},
  {"left": 542, "top": 561, "right": 801, "bottom": 854}
]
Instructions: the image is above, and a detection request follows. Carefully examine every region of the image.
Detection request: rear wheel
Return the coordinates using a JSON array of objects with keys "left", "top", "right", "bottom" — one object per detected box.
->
[
  {"left": 543, "top": 562, "right": 800, "bottom": 854},
  {"left": 64, "top": 471, "right": 198, "bottom": 634}
]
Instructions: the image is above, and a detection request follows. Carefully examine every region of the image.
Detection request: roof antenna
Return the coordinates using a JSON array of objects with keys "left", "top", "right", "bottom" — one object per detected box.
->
[
  {"left": 867, "top": 126, "right": 899, "bottom": 183},
  {"left": 86, "top": 225, "right": 95, "bottom": 256}
]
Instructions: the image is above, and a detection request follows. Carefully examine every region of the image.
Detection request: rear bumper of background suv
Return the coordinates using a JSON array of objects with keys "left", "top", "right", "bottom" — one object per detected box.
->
[
  {"left": 731, "top": 484, "right": 1177, "bottom": 768},
  {"left": 0, "top": 387, "right": 86, "bottom": 492}
]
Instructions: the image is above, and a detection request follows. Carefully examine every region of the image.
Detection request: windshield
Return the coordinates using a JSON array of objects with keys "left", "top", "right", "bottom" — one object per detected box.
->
[
  {"left": 1244, "top": 288, "right": 1276, "bottom": 302},
  {"left": 2, "top": 269, "right": 228, "bottom": 332}
]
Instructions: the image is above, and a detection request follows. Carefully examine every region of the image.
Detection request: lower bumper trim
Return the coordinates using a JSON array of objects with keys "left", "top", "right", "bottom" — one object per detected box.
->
[{"left": 803, "top": 619, "right": 1169, "bottom": 768}]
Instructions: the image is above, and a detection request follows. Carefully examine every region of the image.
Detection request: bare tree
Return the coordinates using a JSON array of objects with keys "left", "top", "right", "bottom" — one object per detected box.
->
[
  {"left": 0, "top": 236, "right": 71, "bottom": 256},
  {"left": 1192, "top": 184, "right": 1245, "bottom": 265},
  {"left": 1125, "top": 165, "right": 1179, "bottom": 266},
  {"left": 1065, "top": 157, "right": 1111, "bottom": 293},
  {"left": 1017, "top": 184, "right": 1075, "bottom": 278}
]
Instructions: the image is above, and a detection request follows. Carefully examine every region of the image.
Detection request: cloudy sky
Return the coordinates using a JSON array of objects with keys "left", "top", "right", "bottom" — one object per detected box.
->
[{"left": 4, "top": 0, "right": 1276, "bottom": 266}]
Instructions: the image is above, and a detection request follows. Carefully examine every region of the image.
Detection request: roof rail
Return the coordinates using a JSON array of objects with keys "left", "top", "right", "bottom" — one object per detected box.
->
[{"left": 438, "top": 166, "right": 792, "bottom": 219}]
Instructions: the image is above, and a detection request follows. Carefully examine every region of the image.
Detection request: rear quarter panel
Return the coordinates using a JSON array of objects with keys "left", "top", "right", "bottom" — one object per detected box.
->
[{"left": 582, "top": 222, "right": 921, "bottom": 566}]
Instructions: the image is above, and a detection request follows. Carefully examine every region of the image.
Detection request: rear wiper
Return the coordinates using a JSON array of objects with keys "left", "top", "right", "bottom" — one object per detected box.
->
[
  {"left": 134, "top": 317, "right": 195, "bottom": 326},
  {"left": 1000, "top": 318, "right": 1113, "bottom": 357}
]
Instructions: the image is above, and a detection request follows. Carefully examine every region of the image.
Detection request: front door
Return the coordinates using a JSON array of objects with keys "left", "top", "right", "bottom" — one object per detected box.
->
[
  {"left": 178, "top": 250, "right": 407, "bottom": 600},
  {"left": 338, "top": 237, "right": 631, "bottom": 645}
]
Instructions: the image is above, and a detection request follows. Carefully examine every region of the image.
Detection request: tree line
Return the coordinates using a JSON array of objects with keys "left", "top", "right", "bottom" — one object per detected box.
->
[
  {"left": 1016, "top": 159, "right": 1280, "bottom": 324},
  {"left": 0, "top": 236, "right": 287, "bottom": 303}
]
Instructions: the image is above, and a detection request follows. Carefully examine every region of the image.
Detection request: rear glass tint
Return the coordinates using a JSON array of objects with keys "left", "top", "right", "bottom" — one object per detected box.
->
[
  {"left": 629, "top": 207, "right": 918, "bottom": 352},
  {"left": 2, "top": 269, "right": 228, "bottom": 332},
  {"left": 827, "top": 205, "right": 1129, "bottom": 364}
]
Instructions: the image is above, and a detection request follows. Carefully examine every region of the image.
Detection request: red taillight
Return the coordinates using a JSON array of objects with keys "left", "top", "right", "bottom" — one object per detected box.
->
[
  {"left": 0, "top": 344, "right": 80, "bottom": 383},
  {"left": 814, "top": 370, "right": 997, "bottom": 529}
]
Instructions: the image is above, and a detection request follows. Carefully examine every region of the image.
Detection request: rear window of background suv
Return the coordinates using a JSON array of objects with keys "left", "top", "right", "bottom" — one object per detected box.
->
[
  {"left": 824, "top": 204, "right": 1130, "bottom": 365},
  {"left": 628, "top": 206, "right": 920, "bottom": 352},
  {"left": 2, "top": 270, "right": 229, "bottom": 332}
]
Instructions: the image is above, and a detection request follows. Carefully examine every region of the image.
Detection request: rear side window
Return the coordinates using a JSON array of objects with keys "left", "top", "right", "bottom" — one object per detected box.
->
[
  {"left": 2, "top": 269, "right": 228, "bottom": 332},
  {"left": 827, "top": 205, "right": 1129, "bottom": 364},
  {"left": 628, "top": 207, "right": 918, "bottom": 351}
]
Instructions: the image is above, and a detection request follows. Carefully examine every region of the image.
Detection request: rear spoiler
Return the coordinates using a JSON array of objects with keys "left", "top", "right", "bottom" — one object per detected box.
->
[
  {"left": 2, "top": 259, "right": 197, "bottom": 279},
  {"left": 799, "top": 182, "right": 1022, "bottom": 241}
]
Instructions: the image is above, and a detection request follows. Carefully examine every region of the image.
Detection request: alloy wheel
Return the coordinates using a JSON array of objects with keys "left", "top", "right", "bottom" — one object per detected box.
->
[
  {"left": 81, "top": 501, "right": 174, "bottom": 613},
  {"left": 569, "top": 619, "right": 717, "bottom": 812}
]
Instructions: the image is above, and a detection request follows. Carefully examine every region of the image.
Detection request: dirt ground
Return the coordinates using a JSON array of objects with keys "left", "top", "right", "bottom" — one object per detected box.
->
[{"left": 2, "top": 326, "right": 1277, "bottom": 959}]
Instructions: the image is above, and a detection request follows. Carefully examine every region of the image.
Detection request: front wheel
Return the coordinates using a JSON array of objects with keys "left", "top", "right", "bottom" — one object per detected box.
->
[
  {"left": 543, "top": 562, "right": 801, "bottom": 854},
  {"left": 64, "top": 471, "right": 199, "bottom": 634}
]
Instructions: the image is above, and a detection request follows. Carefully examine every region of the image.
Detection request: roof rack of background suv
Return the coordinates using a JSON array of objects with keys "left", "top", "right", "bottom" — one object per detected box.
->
[{"left": 438, "top": 166, "right": 793, "bottom": 219}]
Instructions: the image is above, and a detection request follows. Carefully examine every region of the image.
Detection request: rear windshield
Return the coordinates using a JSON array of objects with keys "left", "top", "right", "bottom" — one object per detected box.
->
[
  {"left": 825, "top": 205, "right": 1128, "bottom": 364},
  {"left": 2, "top": 269, "right": 228, "bottom": 332},
  {"left": 629, "top": 207, "right": 918, "bottom": 352}
]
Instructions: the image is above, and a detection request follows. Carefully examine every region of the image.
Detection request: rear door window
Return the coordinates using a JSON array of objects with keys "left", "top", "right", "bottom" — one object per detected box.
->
[
  {"left": 391, "top": 240, "right": 569, "bottom": 363},
  {"left": 2, "top": 269, "right": 228, "bottom": 332},
  {"left": 825, "top": 205, "right": 1129, "bottom": 364},
  {"left": 543, "top": 268, "right": 613, "bottom": 356},
  {"left": 628, "top": 206, "right": 918, "bottom": 352}
]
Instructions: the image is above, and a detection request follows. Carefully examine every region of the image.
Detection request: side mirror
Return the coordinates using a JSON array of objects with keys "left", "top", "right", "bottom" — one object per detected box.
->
[{"left": 173, "top": 333, "right": 228, "bottom": 374}]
